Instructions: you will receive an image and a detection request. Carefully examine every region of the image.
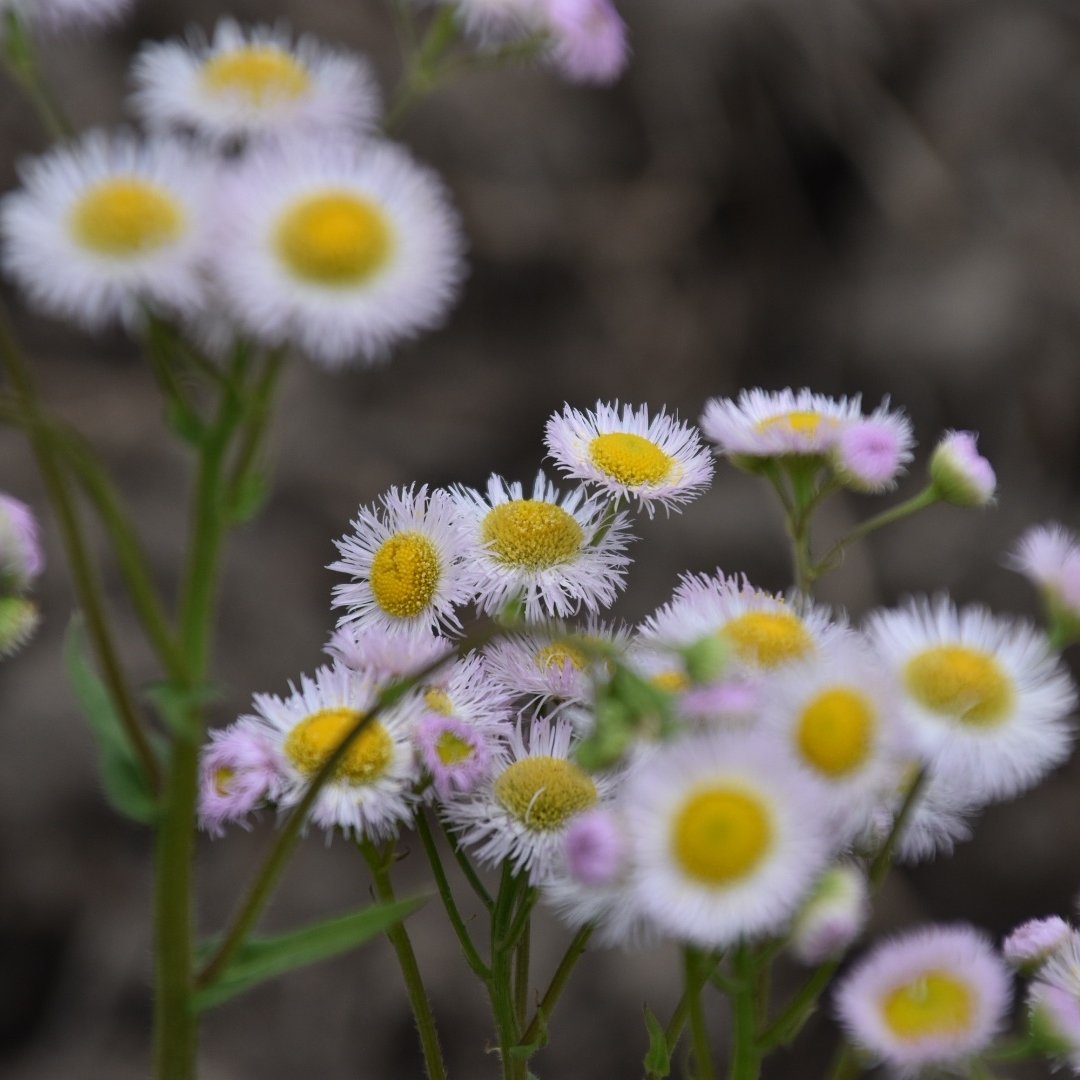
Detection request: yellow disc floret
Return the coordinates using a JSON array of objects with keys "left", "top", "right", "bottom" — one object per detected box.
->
[
  {"left": 588, "top": 433, "right": 673, "bottom": 487},
  {"left": 275, "top": 191, "right": 394, "bottom": 286},
  {"left": 534, "top": 642, "right": 587, "bottom": 671},
  {"left": 494, "top": 756, "right": 597, "bottom": 830},
  {"left": 797, "top": 687, "right": 876, "bottom": 778},
  {"left": 651, "top": 670, "right": 691, "bottom": 694},
  {"left": 71, "top": 179, "right": 185, "bottom": 257},
  {"left": 424, "top": 688, "right": 454, "bottom": 716},
  {"left": 673, "top": 786, "right": 773, "bottom": 886},
  {"left": 213, "top": 767, "right": 236, "bottom": 797},
  {"left": 285, "top": 708, "right": 393, "bottom": 784},
  {"left": 722, "top": 611, "right": 814, "bottom": 669},
  {"left": 201, "top": 46, "right": 311, "bottom": 104},
  {"left": 904, "top": 646, "right": 1015, "bottom": 727},
  {"left": 369, "top": 531, "right": 441, "bottom": 619},
  {"left": 482, "top": 500, "right": 584, "bottom": 570},
  {"left": 436, "top": 730, "right": 474, "bottom": 766},
  {"left": 882, "top": 971, "right": 975, "bottom": 1042},
  {"left": 755, "top": 411, "right": 833, "bottom": 438}
]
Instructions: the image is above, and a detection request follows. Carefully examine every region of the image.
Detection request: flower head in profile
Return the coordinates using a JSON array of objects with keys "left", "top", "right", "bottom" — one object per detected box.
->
[
  {"left": 198, "top": 719, "right": 283, "bottom": 837},
  {"left": 544, "top": 401, "right": 713, "bottom": 516},
  {"left": 540, "top": 0, "right": 630, "bottom": 85},
  {"left": 929, "top": 431, "right": 996, "bottom": 507},
  {"left": 1010, "top": 524, "right": 1080, "bottom": 633},
  {"left": 835, "top": 925, "right": 1012, "bottom": 1075},
  {"left": 0, "top": 494, "right": 44, "bottom": 593},
  {"left": 131, "top": 20, "right": 381, "bottom": 147},
  {"left": 833, "top": 411, "right": 915, "bottom": 493},
  {"left": 1003, "top": 917, "right": 1073, "bottom": 974}
]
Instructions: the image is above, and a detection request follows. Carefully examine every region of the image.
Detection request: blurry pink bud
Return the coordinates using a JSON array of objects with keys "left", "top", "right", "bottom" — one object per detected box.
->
[
  {"left": 0, "top": 494, "right": 44, "bottom": 592},
  {"left": 834, "top": 417, "right": 912, "bottom": 493},
  {"left": 1003, "top": 917, "right": 1073, "bottom": 974},
  {"left": 541, "top": 0, "right": 630, "bottom": 85},
  {"left": 565, "top": 808, "right": 626, "bottom": 886},
  {"left": 930, "top": 431, "right": 996, "bottom": 507}
]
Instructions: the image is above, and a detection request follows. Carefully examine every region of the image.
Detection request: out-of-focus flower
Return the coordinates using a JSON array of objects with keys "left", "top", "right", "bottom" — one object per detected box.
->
[
  {"left": 790, "top": 864, "right": 869, "bottom": 965},
  {"left": 833, "top": 413, "right": 915, "bottom": 493},
  {"left": 929, "top": 431, "right": 996, "bottom": 507}
]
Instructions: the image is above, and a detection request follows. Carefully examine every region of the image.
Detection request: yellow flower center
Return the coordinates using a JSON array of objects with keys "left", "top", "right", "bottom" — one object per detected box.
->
[
  {"left": 201, "top": 45, "right": 311, "bottom": 104},
  {"left": 722, "top": 611, "right": 814, "bottom": 669},
  {"left": 284, "top": 708, "right": 393, "bottom": 785},
  {"left": 436, "top": 731, "right": 474, "bottom": 766},
  {"left": 213, "top": 767, "right": 236, "bottom": 797},
  {"left": 369, "top": 532, "right": 441, "bottom": 620},
  {"left": 423, "top": 688, "right": 454, "bottom": 716},
  {"left": 673, "top": 787, "right": 773, "bottom": 886},
  {"left": 482, "top": 500, "right": 584, "bottom": 570},
  {"left": 797, "top": 687, "right": 876, "bottom": 778},
  {"left": 755, "top": 411, "right": 831, "bottom": 437},
  {"left": 882, "top": 971, "right": 975, "bottom": 1042},
  {"left": 534, "top": 642, "right": 588, "bottom": 671},
  {"left": 904, "top": 645, "right": 1015, "bottom": 727},
  {"left": 275, "top": 191, "right": 395, "bottom": 286},
  {"left": 588, "top": 433, "right": 674, "bottom": 487},
  {"left": 71, "top": 179, "right": 185, "bottom": 257},
  {"left": 493, "top": 756, "right": 597, "bottom": 831},
  {"left": 651, "top": 670, "right": 691, "bottom": 694}
]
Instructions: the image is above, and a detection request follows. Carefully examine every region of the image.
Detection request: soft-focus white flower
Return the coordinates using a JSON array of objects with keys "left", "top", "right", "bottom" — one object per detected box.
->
[
  {"left": 1003, "top": 917, "right": 1073, "bottom": 974},
  {"left": 790, "top": 864, "right": 869, "bottom": 965},
  {"left": 832, "top": 412, "right": 915, "bottom": 493},
  {"left": 2, "top": 0, "right": 133, "bottom": 31},
  {"left": 1, "top": 132, "right": 213, "bottom": 330},
  {"left": 1010, "top": 523, "right": 1080, "bottom": 628},
  {"left": 131, "top": 20, "right": 381, "bottom": 147},
  {"left": 324, "top": 622, "right": 455, "bottom": 683}
]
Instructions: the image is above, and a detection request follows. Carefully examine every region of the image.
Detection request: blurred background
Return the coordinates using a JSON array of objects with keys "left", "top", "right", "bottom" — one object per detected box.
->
[{"left": 2, "top": 0, "right": 1079, "bottom": 1075}]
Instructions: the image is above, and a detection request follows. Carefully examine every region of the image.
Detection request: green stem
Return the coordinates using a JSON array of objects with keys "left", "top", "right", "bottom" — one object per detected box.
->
[
  {"left": 685, "top": 949, "right": 715, "bottom": 1080},
  {"left": 513, "top": 912, "right": 531, "bottom": 1029},
  {"left": 384, "top": 5, "right": 461, "bottom": 133},
  {"left": 827, "top": 1042, "right": 863, "bottom": 1080},
  {"left": 490, "top": 866, "right": 525, "bottom": 1080},
  {"left": 756, "top": 959, "right": 840, "bottom": 1050},
  {"left": 869, "top": 767, "right": 928, "bottom": 889},
  {"left": 0, "top": 310, "right": 162, "bottom": 792},
  {"left": 498, "top": 887, "right": 538, "bottom": 953},
  {"left": 644, "top": 954, "right": 722, "bottom": 1080},
  {"left": 415, "top": 812, "right": 491, "bottom": 980},
  {"left": 438, "top": 815, "right": 493, "bottom": 910},
  {"left": 227, "top": 351, "right": 285, "bottom": 514},
  {"left": 730, "top": 944, "right": 760, "bottom": 1080},
  {"left": 519, "top": 924, "right": 593, "bottom": 1048},
  {"left": 2, "top": 11, "right": 72, "bottom": 139},
  {"left": 359, "top": 840, "right": 447, "bottom": 1080}
]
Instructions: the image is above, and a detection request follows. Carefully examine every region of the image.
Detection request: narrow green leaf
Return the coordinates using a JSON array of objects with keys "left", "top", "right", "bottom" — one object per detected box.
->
[
  {"left": 193, "top": 895, "right": 429, "bottom": 1011},
  {"left": 643, "top": 1006, "right": 671, "bottom": 1076},
  {"left": 65, "top": 618, "right": 160, "bottom": 825}
]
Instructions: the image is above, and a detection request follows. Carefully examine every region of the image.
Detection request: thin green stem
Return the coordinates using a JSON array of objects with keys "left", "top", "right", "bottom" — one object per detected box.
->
[
  {"left": 519, "top": 924, "right": 594, "bottom": 1047},
  {"left": 869, "top": 767, "right": 928, "bottom": 889},
  {"left": 489, "top": 866, "right": 524, "bottom": 1080},
  {"left": 685, "top": 949, "right": 715, "bottom": 1080},
  {"left": 729, "top": 944, "right": 760, "bottom": 1080},
  {"left": 498, "top": 887, "right": 538, "bottom": 953},
  {"left": 439, "top": 816, "right": 494, "bottom": 910},
  {"left": 384, "top": 5, "right": 461, "bottom": 133},
  {"left": 0, "top": 310, "right": 161, "bottom": 792},
  {"left": 415, "top": 812, "right": 491, "bottom": 980},
  {"left": 2, "top": 11, "right": 72, "bottom": 139},
  {"left": 227, "top": 351, "right": 285, "bottom": 515},
  {"left": 643, "top": 954, "right": 722, "bottom": 1080},
  {"left": 359, "top": 840, "right": 447, "bottom": 1080},
  {"left": 756, "top": 959, "right": 841, "bottom": 1050},
  {"left": 827, "top": 1042, "right": 863, "bottom": 1080},
  {"left": 513, "top": 912, "right": 531, "bottom": 1029}
]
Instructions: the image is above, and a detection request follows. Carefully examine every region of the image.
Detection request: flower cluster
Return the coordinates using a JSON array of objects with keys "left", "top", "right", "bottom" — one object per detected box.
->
[{"left": 0, "top": 493, "right": 43, "bottom": 658}]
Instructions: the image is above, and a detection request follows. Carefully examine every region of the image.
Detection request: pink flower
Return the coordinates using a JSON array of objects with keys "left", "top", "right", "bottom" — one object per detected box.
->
[
  {"left": 198, "top": 721, "right": 282, "bottom": 838},
  {"left": 541, "top": 0, "right": 630, "bottom": 85},
  {"left": 834, "top": 415, "right": 914, "bottom": 493},
  {"left": 930, "top": 431, "right": 996, "bottom": 507},
  {"left": 1002, "top": 916, "right": 1073, "bottom": 972},
  {"left": 564, "top": 807, "right": 625, "bottom": 886},
  {"left": 0, "top": 494, "right": 44, "bottom": 592},
  {"left": 415, "top": 713, "right": 492, "bottom": 799}
]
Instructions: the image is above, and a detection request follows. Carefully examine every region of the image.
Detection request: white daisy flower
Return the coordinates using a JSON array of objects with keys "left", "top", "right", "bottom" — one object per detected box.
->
[
  {"left": 324, "top": 622, "right": 456, "bottom": 683},
  {"left": 622, "top": 730, "right": 835, "bottom": 948},
  {"left": 247, "top": 664, "right": 421, "bottom": 839},
  {"left": 453, "top": 472, "right": 633, "bottom": 622},
  {"left": 544, "top": 401, "right": 714, "bottom": 516},
  {"left": 443, "top": 715, "right": 616, "bottom": 883},
  {"left": 700, "top": 387, "right": 870, "bottom": 459},
  {"left": 0, "top": 131, "right": 213, "bottom": 330},
  {"left": 639, "top": 569, "right": 843, "bottom": 675},
  {"left": 211, "top": 138, "right": 466, "bottom": 368},
  {"left": 330, "top": 485, "right": 475, "bottom": 634},
  {"left": 758, "top": 638, "right": 908, "bottom": 843},
  {"left": 835, "top": 924, "right": 1012, "bottom": 1076},
  {"left": 866, "top": 597, "right": 1077, "bottom": 803},
  {"left": 2, "top": 0, "right": 133, "bottom": 31},
  {"left": 419, "top": 651, "right": 514, "bottom": 730},
  {"left": 131, "top": 20, "right": 381, "bottom": 147}
]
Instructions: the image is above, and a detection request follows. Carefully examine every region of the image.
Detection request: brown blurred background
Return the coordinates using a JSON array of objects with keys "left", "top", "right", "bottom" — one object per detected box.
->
[{"left": 2, "top": 0, "right": 1079, "bottom": 1075}]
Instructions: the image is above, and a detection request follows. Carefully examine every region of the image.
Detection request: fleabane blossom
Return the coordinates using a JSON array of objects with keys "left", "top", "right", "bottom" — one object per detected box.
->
[
  {"left": 929, "top": 430, "right": 996, "bottom": 507},
  {"left": 833, "top": 411, "right": 915, "bottom": 493},
  {"left": 1, "top": 132, "right": 213, "bottom": 330},
  {"left": 246, "top": 664, "right": 422, "bottom": 839},
  {"left": 790, "top": 864, "right": 869, "bottom": 965},
  {"left": 1003, "top": 917, "right": 1073, "bottom": 974},
  {"left": 415, "top": 712, "right": 496, "bottom": 799},
  {"left": 197, "top": 719, "right": 282, "bottom": 837},
  {"left": 438, "top": 0, "right": 542, "bottom": 41},
  {"left": 131, "top": 20, "right": 381, "bottom": 147},
  {"left": 330, "top": 485, "right": 474, "bottom": 633},
  {"left": 443, "top": 716, "right": 616, "bottom": 883},
  {"left": 640, "top": 569, "right": 842, "bottom": 675},
  {"left": 453, "top": 472, "right": 633, "bottom": 622},
  {"left": 540, "top": 0, "right": 630, "bottom": 85},
  {"left": 324, "top": 622, "right": 455, "bottom": 683},
  {"left": 1, "top": 0, "right": 133, "bottom": 31},
  {"left": 1029, "top": 980, "right": 1080, "bottom": 1072},
  {"left": 212, "top": 138, "right": 465, "bottom": 367},
  {"left": 867, "top": 597, "right": 1077, "bottom": 804},
  {"left": 622, "top": 730, "right": 836, "bottom": 948},
  {"left": 0, "top": 494, "right": 44, "bottom": 592},
  {"left": 835, "top": 925, "right": 1012, "bottom": 1075},
  {"left": 544, "top": 401, "right": 713, "bottom": 516},
  {"left": 1010, "top": 523, "right": 1080, "bottom": 628}
]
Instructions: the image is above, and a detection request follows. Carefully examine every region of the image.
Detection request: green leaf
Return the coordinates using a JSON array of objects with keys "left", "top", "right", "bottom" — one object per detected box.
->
[
  {"left": 65, "top": 618, "right": 161, "bottom": 825},
  {"left": 193, "top": 895, "right": 429, "bottom": 1011},
  {"left": 146, "top": 680, "right": 219, "bottom": 739},
  {"left": 643, "top": 1006, "right": 671, "bottom": 1076},
  {"left": 228, "top": 470, "right": 269, "bottom": 524}
]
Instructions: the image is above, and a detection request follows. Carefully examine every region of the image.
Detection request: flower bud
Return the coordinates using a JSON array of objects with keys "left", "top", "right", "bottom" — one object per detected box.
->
[
  {"left": 0, "top": 494, "right": 44, "bottom": 594},
  {"left": 790, "top": 864, "right": 869, "bottom": 965},
  {"left": 929, "top": 431, "right": 996, "bottom": 507},
  {"left": 0, "top": 596, "right": 39, "bottom": 657},
  {"left": 1003, "top": 917, "right": 1073, "bottom": 974},
  {"left": 833, "top": 418, "right": 913, "bottom": 494}
]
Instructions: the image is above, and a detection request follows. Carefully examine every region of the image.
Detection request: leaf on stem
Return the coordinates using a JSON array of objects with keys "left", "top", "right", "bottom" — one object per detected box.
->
[
  {"left": 643, "top": 1006, "right": 672, "bottom": 1077},
  {"left": 193, "top": 895, "right": 429, "bottom": 1011},
  {"left": 65, "top": 618, "right": 162, "bottom": 824}
]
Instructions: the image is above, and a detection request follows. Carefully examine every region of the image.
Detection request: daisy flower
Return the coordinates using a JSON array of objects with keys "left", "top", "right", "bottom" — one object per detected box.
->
[
  {"left": 420, "top": 651, "right": 513, "bottom": 728},
  {"left": 2, "top": 0, "right": 133, "bottom": 31},
  {"left": 324, "top": 622, "right": 455, "bottom": 683},
  {"left": 639, "top": 569, "right": 842, "bottom": 675},
  {"left": 835, "top": 925, "right": 1012, "bottom": 1076},
  {"left": 540, "top": 0, "right": 630, "bottom": 85},
  {"left": 415, "top": 712, "right": 497, "bottom": 799},
  {"left": 790, "top": 864, "right": 869, "bottom": 965},
  {"left": 330, "top": 485, "right": 474, "bottom": 634},
  {"left": 833, "top": 413, "right": 915, "bottom": 493},
  {"left": 246, "top": 664, "right": 422, "bottom": 839},
  {"left": 0, "top": 132, "right": 213, "bottom": 330},
  {"left": 929, "top": 431, "right": 996, "bottom": 507},
  {"left": 1029, "top": 980, "right": 1080, "bottom": 1072},
  {"left": 131, "top": 20, "right": 381, "bottom": 147},
  {"left": 1003, "top": 917, "right": 1073, "bottom": 973},
  {"left": 211, "top": 138, "right": 465, "bottom": 367},
  {"left": 758, "top": 638, "right": 907, "bottom": 843},
  {"left": 700, "top": 388, "right": 881, "bottom": 460},
  {"left": 866, "top": 597, "right": 1077, "bottom": 803},
  {"left": 0, "top": 494, "right": 44, "bottom": 593},
  {"left": 622, "top": 730, "right": 835, "bottom": 948},
  {"left": 197, "top": 719, "right": 283, "bottom": 838},
  {"left": 544, "top": 401, "right": 713, "bottom": 516},
  {"left": 443, "top": 715, "right": 615, "bottom": 883},
  {"left": 453, "top": 472, "right": 633, "bottom": 622},
  {"left": 1010, "top": 523, "right": 1080, "bottom": 628}
]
